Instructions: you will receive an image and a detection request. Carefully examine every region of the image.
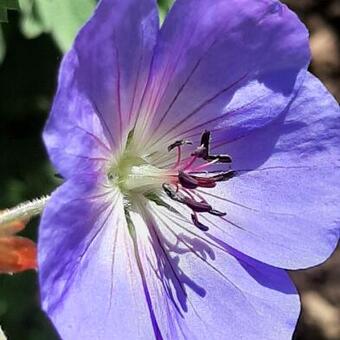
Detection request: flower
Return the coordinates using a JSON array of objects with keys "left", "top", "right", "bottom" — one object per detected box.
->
[
  {"left": 0, "top": 215, "right": 37, "bottom": 274},
  {"left": 39, "top": 0, "right": 340, "bottom": 339}
]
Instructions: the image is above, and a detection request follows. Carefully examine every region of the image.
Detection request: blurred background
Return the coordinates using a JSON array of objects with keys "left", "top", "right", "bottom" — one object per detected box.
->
[{"left": 0, "top": 0, "right": 339, "bottom": 339}]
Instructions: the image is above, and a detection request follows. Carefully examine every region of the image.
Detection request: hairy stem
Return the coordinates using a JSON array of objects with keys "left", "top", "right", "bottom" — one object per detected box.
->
[{"left": 0, "top": 195, "right": 50, "bottom": 226}]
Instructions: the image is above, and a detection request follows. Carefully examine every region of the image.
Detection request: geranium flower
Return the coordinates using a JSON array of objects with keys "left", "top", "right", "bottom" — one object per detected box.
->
[
  {"left": 38, "top": 0, "right": 340, "bottom": 339},
  {"left": 0, "top": 215, "right": 37, "bottom": 273}
]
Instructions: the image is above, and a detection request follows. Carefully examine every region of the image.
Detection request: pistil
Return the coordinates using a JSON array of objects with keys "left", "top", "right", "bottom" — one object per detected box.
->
[
  {"left": 110, "top": 129, "right": 235, "bottom": 232},
  {"left": 162, "top": 130, "right": 235, "bottom": 232}
]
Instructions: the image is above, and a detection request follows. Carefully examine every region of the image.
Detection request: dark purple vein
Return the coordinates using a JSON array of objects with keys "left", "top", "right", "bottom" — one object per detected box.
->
[{"left": 151, "top": 73, "right": 249, "bottom": 147}]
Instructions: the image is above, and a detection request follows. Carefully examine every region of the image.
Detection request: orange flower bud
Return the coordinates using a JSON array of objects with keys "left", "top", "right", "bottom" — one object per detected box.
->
[{"left": 0, "top": 214, "right": 37, "bottom": 274}]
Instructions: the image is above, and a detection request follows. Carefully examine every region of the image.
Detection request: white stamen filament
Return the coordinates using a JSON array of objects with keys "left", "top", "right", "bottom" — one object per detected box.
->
[{"left": 123, "top": 164, "right": 174, "bottom": 192}]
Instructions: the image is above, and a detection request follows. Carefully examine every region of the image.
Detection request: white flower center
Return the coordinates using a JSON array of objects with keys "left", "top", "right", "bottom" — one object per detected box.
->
[
  {"left": 108, "top": 138, "right": 173, "bottom": 195},
  {"left": 108, "top": 129, "right": 235, "bottom": 232}
]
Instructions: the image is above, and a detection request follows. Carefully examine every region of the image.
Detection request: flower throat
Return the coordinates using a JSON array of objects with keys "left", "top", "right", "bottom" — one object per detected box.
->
[{"left": 109, "top": 130, "right": 236, "bottom": 232}]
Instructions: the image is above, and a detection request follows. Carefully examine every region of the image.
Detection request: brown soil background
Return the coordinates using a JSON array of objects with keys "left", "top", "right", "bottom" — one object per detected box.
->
[{"left": 282, "top": 1, "right": 340, "bottom": 339}]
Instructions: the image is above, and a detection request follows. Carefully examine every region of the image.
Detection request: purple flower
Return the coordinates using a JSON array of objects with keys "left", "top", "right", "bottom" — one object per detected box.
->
[{"left": 39, "top": 0, "right": 340, "bottom": 339}]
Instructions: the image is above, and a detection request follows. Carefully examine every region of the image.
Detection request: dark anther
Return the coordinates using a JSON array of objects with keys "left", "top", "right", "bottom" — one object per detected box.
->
[
  {"left": 163, "top": 183, "right": 214, "bottom": 213},
  {"left": 162, "top": 183, "right": 175, "bottom": 198},
  {"left": 210, "top": 170, "right": 236, "bottom": 182},
  {"left": 178, "top": 171, "right": 198, "bottom": 189},
  {"left": 191, "top": 130, "right": 210, "bottom": 158},
  {"left": 164, "top": 130, "right": 234, "bottom": 232},
  {"left": 192, "top": 130, "right": 232, "bottom": 164},
  {"left": 168, "top": 139, "right": 192, "bottom": 152},
  {"left": 190, "top": 176, "right": 217, "bottom": 188},
  {"left": 162, "top": 183, "right": 186, "bottom": 203},
  {"left": 205, "top": 154, "right": 232, "bottom": 163},
  {"left": 200, "top": 130, "right": 211, "bottom": 150},
  {"left": 197, "top": 181, "right": 216, "bottom": 188},
  {"left": 191, "top": 145, "right": 208, "bottom": 158},
  {"left": 191, "top": 214, "right": 209, "bottom": 231},
  {"left": 183, "top": 197, "right": 212, "bottom": 213},
  {"left": 191, "top": 171, "right": 235, "bottom": 186},
  {"left": 209, "top": 209, "right": 227, "bottom": 217}
]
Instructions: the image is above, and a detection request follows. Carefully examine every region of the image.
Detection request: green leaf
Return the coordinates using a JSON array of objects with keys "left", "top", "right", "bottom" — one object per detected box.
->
[
  {"left": 0, "top": 9, "right": 8, "bottom": 23},
  {"left": 0, "top": 0, "right": 19, "bottom": 22},
  {"left": 158, "top": 0, "right": 173, "bottom": 24},
  {"left": 18, "top": 0, "right": 173, "bottom": 53},
  {"left": 36, "top": 0, "right": 96, "bottom": 52},
  {"left": 20, "top": 0, "right": 96, "bottom": 52},
  {"left": 2, "top": 0, "right": 19, "bottom": 9},
  {"left": 19, "top": 0, "right": 45, "bottom": 38}
]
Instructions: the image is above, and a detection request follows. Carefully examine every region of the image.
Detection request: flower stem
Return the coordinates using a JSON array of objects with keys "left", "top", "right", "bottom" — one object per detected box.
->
[{"left": 0, "top": 195, "right": 50, "bottom": 226}]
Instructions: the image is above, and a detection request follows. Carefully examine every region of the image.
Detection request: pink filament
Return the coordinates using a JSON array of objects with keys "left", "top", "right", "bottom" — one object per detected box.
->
[{"left": 172, "top": 146, "right": 182, "bottom": 169}]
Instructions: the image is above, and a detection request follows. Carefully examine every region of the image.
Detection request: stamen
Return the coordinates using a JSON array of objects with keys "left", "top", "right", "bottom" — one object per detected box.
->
[
  {"left": 200, "top": 130, "right": 211, "bottom": 150},
  {"left": 205, "top": 154, "right": 232, "bottom": 163},
  {"left": 183, "top": 154, "right": 198, "bottom": 171},
  {"left": 210, "top": 170, "right": 236, "bottom": 182},
  {"left": 168, "top": 139, "right": 192, "bottom": 169},
  {"left": 191, "top": 176, "right": 216, "bottom": 188},
  {"left": 161, "top": 130, "right": 231, "bottom": 233},
  {"left": 191, "top": 145, "right": 208, "bottom": 158},
  {"left": 186, "top": 189, "right": 209, "bottom": 204},
  {"left": 183, "top": 197, "right": 212, "bottom": 213},
  {"left": 190, "top": 130, "right": 232, "bottom": 163},
  {"left": 178, "top": 171, "right": 198, "bottom": 189},
  {"left": 209, "top": 209, "right": 227, "bottom": 217},
  {"left": 192, "top": 159, "right": 219, "bottom": 172},
  {"left": 162, "top": 183, "right": 186, "bottom": 203},
  {"left": 173, "top": 145, "right": 182, "bottom": 169},
  {"left": 167, "top": 139, "right": 192, "bottom": 152},
  {"left": 191, "top": 213, "right": 209, "bottom": 231}
]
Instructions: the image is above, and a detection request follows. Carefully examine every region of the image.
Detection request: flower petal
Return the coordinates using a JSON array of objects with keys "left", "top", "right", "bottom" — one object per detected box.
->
[
  {"left": 200, "top": 72, "right": 340, "bottom": 269},
  {"left": 43, "top": 0, "right": 159, "bottom": 178},
  {"left": 38, "top": 177, "right": 159, "bottom": 340},
  {"left": 39, "top": 176, "right": 300, "bottom": 339},
  {"left": 128, "top": 205, "right": 300, "bottom": 339},
  {"left": 136, "top": 0, "right": 310, "bottom": 152}
]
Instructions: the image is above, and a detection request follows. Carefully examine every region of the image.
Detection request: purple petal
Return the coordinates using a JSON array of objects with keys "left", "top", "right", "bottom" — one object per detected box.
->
[
  {"left": 136, "top": 0, "right": 310, "bottom": 150},
  {"left": 43, "top": 0, "right": 158, "bottom": 178},
  {"left": 39, "top": 176, "right": 299, "bottom": 339},
  {"left": 43, "top": 50, "right": 113, "bottom": 178},
  {"left": 201, "top": 72, "right": 340, "bottom": 269},
  {"left": 38, "top": 177, "right": 160, "bottom": 339},
  {"left": 129, "top": 207, "right": 300, "bottom": 339}
]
